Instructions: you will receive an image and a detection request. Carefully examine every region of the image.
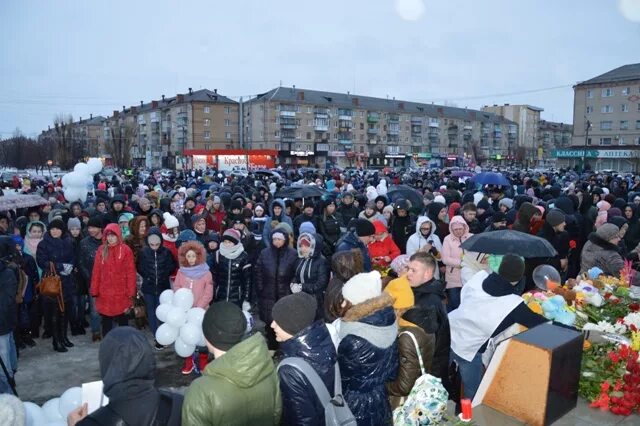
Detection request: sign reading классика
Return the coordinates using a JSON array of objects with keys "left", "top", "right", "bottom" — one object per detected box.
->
[{"left": 552, "top": 149, "right": 639, "bottom": 159}]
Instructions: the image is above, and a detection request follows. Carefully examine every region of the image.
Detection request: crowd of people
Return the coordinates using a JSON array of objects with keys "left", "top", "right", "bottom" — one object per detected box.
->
[{"left": 0, "top": 166, "right": 639, "bottom": 425}]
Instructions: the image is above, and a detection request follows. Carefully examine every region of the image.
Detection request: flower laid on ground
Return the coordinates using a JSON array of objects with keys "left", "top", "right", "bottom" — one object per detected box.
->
[{"left": 583, "top": 321, "right": 628, "bottom": 335}]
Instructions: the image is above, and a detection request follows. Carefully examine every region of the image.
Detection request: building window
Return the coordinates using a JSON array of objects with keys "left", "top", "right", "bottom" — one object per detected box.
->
[
  {"left": 333, "top": 133, "right": 338, "bottom": 140},
  {"left": 638, "top": 103, "right": 640, "bottom": 111},
  {"left": 204, "top": 106, "right": 210, "bottom": 114},
  {"left": 619, "top": 137, "right": 625, "bottom": 145},
  {"left": 360, "top": 123, "right": 364, "bottom": 130},
  {"left": 622, "top": 104, "right": 629, "bottom": 112},
  {"left": 296, "top": 132, "right": 301, "bottom": 139},
  {"left": 359, "top": 146, "right": 364, "bottom": 153},
  {"left": 586, "top": 106, "right": 593, "bottom": 114},
  {"left": 602, "top": 88, "right": 613, "bottom": 97},
  {"left": 275, "top": 117, "right": 279, "bottom": 124},
  {"left": 275, "top": 130, "right": 280, "bottom": 137},
  {"left": 601, "top": 105, "right": 613, "bottom": 113},
  {"left": 224, "top": 119, "right": 231, "bottom": 126},
  {"left": 360, "top": 134, "right": 364, "bottom": 141},
  {"left": 203, "top": 118, "right": 210, "bottom": 127},
  {"left": 587, "top": 138, "right": 592, "bottom": 145},
  {"left": 622, "top": 87, "right": 630, "bottom": 95},
  {"left": 620, "top": 120, "right": 629, "bottom": 130},
  {"left": 275, "top": 144, "right": 280, "bottom": 150},
  {"left": 224, "top": 107, "right": 231, "bottom": 114},
  {"left": 225, "top": 132, "right": 231, "bottom": 140},
  {"left": 307, "top": 119, "right": 312, "bottom": 126},
  {"left": 203, "top": 131, "right": 211, "bottom": 139},
  {"left": 260, "top": 131, "right": 264, "bottom": 138},
  {"left": 636, "top": 120, "right": 640, "bottom": 130},
  {"left": 306, "top": 132, "right": 311, "bottom": 140},
  {"left": 600, "top": 121, "right": 613, "bottom": 130},
  {"left": 599, "top": 137, "right": 612, "bottom": 145},
  {"left": 587, "top": 89, "right": 593, "bottom": 98}
]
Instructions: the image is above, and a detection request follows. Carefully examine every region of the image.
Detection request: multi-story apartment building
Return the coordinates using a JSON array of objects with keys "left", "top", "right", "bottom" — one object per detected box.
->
[
  {"left": 38, "top": 114, "right": 107, "bottom": 165},
  {"left": 104, "top": 88, "right": 239, "bottom": 169},
  {"left": 556, "top": 63, "right": 640, "bottom": 172},
  {"left": 482, "top": 104, "right": 543, "bottom": 165},
  {"left": 243, "top": 87, "right": 517, "bottom": 168},
  {"left": 537, "top": 120, "right": 573, "bottom": 167}
]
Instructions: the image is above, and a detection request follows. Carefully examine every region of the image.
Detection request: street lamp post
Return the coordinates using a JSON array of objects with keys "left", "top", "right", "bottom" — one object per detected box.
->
[
  {"left": 582, "top": 118, "right": 591, "bottom": 172},
  {"left": 46, "top": 160, "right": 53, "bottom": 178}
]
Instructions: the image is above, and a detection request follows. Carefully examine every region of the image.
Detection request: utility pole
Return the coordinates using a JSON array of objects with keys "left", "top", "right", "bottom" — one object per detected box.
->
[{"left": 582, "top": 118, "right": 591, "bottom": 172}]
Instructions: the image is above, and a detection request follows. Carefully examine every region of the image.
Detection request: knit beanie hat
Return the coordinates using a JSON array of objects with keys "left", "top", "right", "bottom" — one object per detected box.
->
[
  {"left": 48, "top": 218, "right": 65, "bottom": 232},
  {"left": 596, "top": 223, "right": 620, "bottom": 242},
  {"left": 355, "top": 218, "right": 375, "bottom": 237},
  {"left": 118, "top": 213, "right": 134, "bottom": 224},
  {"left": 299, "top": 221, "right": 317, "bottom": 236},
  {"left": 373, "top": 220, "right": 387, "bottom": 234},
  {"left": 67, "top": 217, "right": 82, "bottom": 230},
  {"left": 492, "top": 211, "right": 507, "bottom": 223},
  {"left": 546, "top": 209, "right": 565, "bottom": 227},
  {"left": 202, "top": 302, "right": 247, "bottom": 351},
  {"left": 433, "top": 195, "right": 446, "bottom": 205},
  {"left": 87, "top": 215, "right": 104, "bottom": 229},
  {"left": 365, "top": 200, "right": 376, "bottom": 210},
  {"left": 498, "top": 254, "right": 525, "bottom": 283},
  {"left": 499, "top": 198, "right": 514, "bottom": 210},
  {"left": 212, "top": 195, "right": 221, "bottom": 204},
  {"left": 272, "top": 293, "right": 317, "bottom": 336},
  {"left": 163, "top": 212, "right": 179, "bottom": 229},
  {"left": 147, "top": 233, "right": 161, "bottom": 245},
  {"left": 342, "top": 270, "right": 382, "bottom": 305},
  {"left": 222, "top": 229, "right": 241, "bottom": 245}
]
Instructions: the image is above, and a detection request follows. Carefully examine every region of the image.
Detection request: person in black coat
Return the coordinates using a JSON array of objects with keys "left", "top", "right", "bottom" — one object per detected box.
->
[
  {"left": 0, "top": 237, "right": 19, "bottom": 395},
  {"left": 337, "top": 192, "right": 360, "bottom": 229},
  {"left": 104, "top": 195, "right": 126, "bottom": 225},
  {"left": 68, "top": 327, "right": 182, "bottom": 426},
  {"left": 317, "top": 199, "right": 342, "bottom": 257},
  {"left": 78, "top": 216, "right": 105, "bottom": 341},
  {"left": 213, "top": 229, "right": 252, "bottom": 309},
  {"left": 292, "top": 200, "right": 320, "bottom": 240},
  {"left": 390, "top": 199, "right": 414, "bottom": 254},
  {"left": 36, "top": 219, "right": 76, "bottom": 352},
  {"left": 255, "top": 225, "right": 298, "bottom": 349},
  {"left": 137, "top": 227, "right": 176, "bottom": 340},
  {"left": 293, "top": 232, "right": 329, "bottom": 320},
  {"left": 405, "top": 252, "right": 452, "bottom": 393},
  {"left": 272, "top": 293, "right": 337, "bottom": 426}
]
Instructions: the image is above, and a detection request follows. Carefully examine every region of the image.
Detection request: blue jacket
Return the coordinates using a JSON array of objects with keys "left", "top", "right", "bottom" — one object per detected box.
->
[
  {"left": 335, "top": 231, "right": 372, "bottom": 272},
  {"left": 338, "top": 294, "right": 398, "bottom": 426},
  {"left": 36, "top": 233, "right": 75, "bottom": 298},
  {"left": 277, "top": 321, "right": 337, "bottom": 426}
]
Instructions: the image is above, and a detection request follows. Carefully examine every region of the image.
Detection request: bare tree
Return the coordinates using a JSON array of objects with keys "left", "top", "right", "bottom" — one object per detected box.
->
[
  {"left": 54, "top": 113, "right": 75, "bottom": 169},
  {"left": 105, "top": 121, "right": 136, "bottom": 168},
  {"left": 0, "top": 129, "right": 49, "bottom": 170}
]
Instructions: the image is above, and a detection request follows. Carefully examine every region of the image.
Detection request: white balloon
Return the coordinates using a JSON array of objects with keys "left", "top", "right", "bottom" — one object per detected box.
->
[
  {"left": 155, "top": 323, "right": 179, "bottom": 345},
  {"left": 74, "top": 163, "right": 89, "bottom": 175},
  {"left": 58, "top": 386, "right": 82, "bottom": 419},
  {"left": 166, "top": 306, "right": 187, "bottom": 327},
  {"left": 47, "top": 421, "right": 67, "bottom": 426},
  {"left": 65, "top": 172, "right": 86, "bottom": 187},
  {"left": 180, "top": 322, "right": 202, "bottom": 346},
  {"left": 42, "top": 398, "right": 63, "bottom": 421},
  {"left": 24, "top": 402, "right": 47, "bottom": 426},
  {"left": 159, "top": 289, "right": 174, "bottom": 305},
  {"left": 86, "top": 158, "right": 103, "bottom": 175},
  {"left": 155, "top": 303, "right": 172, "bottom": 323},
  {"left": 395, "top": 0, "right": 425, "bottom": 21},
  {"left": 61, "top": 174, "right": 70, "bottom": 187},
  {"left": 198, "top": 332, "right": 207, "bottom": 346},
  {"left": 186, "top": 307, "right": 206, "bottom": 325},
  {"left": 174, "top": 336, "right": 196, "bottom": 357},
  {"left": 173, "top": 288, "right": 194, "bottom": 312}
]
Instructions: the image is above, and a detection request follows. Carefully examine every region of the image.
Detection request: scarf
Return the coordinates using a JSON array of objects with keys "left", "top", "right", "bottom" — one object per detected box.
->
[
  {"left": 219, "top": 241, "right": 245, "bottom": 260},
  {"left": 179, "top": 263, "right": 209, "bottom": 279},
  {"left": 24, "top": 236, "right": 41, "bottom": 258}
]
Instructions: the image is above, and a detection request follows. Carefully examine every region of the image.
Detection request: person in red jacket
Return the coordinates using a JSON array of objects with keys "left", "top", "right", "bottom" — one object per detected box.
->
[
  {"left": 205, "top": 196, "right": 226, "bottom": 235},
  {"left": 368, "top": 220, "right": 401, "bottom": 268},
  {"left": 90, "top": 223, "right": 136, "bottom": 336}
]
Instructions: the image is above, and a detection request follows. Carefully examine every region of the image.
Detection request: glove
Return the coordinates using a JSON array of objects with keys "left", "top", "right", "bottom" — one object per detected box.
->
[
  {"left": 242, "top": 301, "right": 251, "bottom": 312},
  {"left": 290, "top": 283, "right": 302, "bottom": 294},
  {"left": 60, "top": 263, "right": 73, "bottom": 276}
]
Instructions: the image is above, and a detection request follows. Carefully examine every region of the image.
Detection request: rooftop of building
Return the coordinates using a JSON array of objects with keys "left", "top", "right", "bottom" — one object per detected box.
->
[
  {"left": 483, "top": 103, "right": 544, "bottom": 112},
  {"left": 248, "top": 86, "right": 516, "bottom": 125},
  {"left": 114, "top": 88, "right": 236, "bottom": 117},
  {"left": 575, "top": 63, "right": 640, "bottom": 87},
  {"left": 539, "top": 119, "right": 573, "bottom": 131}
]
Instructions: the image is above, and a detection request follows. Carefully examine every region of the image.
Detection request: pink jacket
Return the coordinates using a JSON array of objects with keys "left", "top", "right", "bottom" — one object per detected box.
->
[
  {"left": 174, "top": 270, "right": 214, "bottom": 309},
  {"left": 441, "top": 216, "right": 472, "bottom": 289}
]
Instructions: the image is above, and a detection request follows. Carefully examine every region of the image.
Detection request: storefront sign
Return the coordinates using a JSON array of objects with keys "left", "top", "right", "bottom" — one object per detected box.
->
[
  {"left": 552, "top": 149, "right": 598, "bottom": 158},
  {"left": 329, "top": 151, "right": 346, "bottom": 157},
  {"left": 416, "top": 153, "right": 432, "bottom": 159},
  {"left": 315, "top": 144, "right": 329, "bottom": 152},
  {"left": 290, "top": 151, "right": 314, "bottom": 157},
  {"left": 248, "top": 155, "right": 275, "bottom": 170},
  {"left": 192, "top": 155, "right": 209, "bottom": 170},
  {"left": 385, "top": 154, "right": 405, "bottom": 159},
  {"left": 598, "top": 150, "right": 638, "bottom": 158},
  {"left": 218, "top": 155, "right": 247, "bottom": 171}
]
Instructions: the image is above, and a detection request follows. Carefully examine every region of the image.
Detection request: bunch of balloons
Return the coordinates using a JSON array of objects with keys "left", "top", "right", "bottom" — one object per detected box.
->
[
  {"left": 155, "top": 288, "right": 206, "bottom": 357},
  {"left": 61, "top": 158, "right": 103, "bottom": 203},
  {"left": 24, "top": 386, "right": 82, "bottom": 426}
]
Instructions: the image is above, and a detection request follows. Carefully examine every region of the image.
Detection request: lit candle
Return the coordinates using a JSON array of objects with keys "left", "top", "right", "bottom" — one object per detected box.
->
[{"left": 461, "top": 399, "right": 472, "bottom": 421}]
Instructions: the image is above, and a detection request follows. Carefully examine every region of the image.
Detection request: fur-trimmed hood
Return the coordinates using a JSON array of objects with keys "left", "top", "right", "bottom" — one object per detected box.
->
[
  {"left": 343, "top": 292, "right": 394, "bottom": 322},
  {"left": 178, "top": 240, "right": 207, "bottom": 267}
]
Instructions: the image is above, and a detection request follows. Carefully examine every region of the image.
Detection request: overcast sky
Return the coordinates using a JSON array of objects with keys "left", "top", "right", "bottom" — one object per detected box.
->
[{"left": 1, "top": 0, "right": 638, "bottom": 138}]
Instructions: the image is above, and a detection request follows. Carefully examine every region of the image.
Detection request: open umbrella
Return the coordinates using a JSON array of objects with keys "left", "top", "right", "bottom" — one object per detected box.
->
[
  {"left": 275, "top": 185, "right": 326, "bottom": 199},
  {"left": 386, "top": 185, "right": 423, "bottom": 207},
  {"left": 460, "top": 230, "right": 557, "bottom": 258},
  {"left": 471, "top": 172, "right": 510, "bottom": 186},
  {"left": 0, "top": 192, "right": 48, "bottom": 211}
]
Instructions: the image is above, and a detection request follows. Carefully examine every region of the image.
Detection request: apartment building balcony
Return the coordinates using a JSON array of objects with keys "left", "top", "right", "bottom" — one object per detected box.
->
[
  {"left": 411, "top": 136, "right": 423, "bottom": 146},
  {"left": 280, "top": 119, "right": 298, "bottom": 129},
  {"left": 447, "top": 125, "right": 459, "bottom": 139},
  {"left": 280, "top": 110, "right": 296, "bottom": 117},
  {"left": 508, "top": 125, "right": 517, "bottom": 134},
  {"left": 338, "top": 139, "right": 353, "bottom": 145},
  {"left": 367, "top": 112, "right": 380, "bottom": 123},
  {"left": 508, "top": 133, "right": 516, "bottom": 142},
  {"left": 480, "top": 136, "right": 489, "bottom": 147},
  {"left": 411, "top": 116, "right": 422, "bottom": 124},
  {"left": 367, "top": 139, "right": 378, "bottom": 145},
  {"left": 388, "top": 129, "right": 400, "bottom": 136},
  {"left": 463, "top": 125, "right": 473, "bottom": 131},
  {"left": 314, "top": 124, "right": 329, "bottom": 131},
  {"left": 314, "top": 108, "right": 330, "bottom": 118},
  {"left": 463, "top": 133, "right": 472, "bottom": 141},
  {"left": 337, "top": 109, "right": 352, "bottom": 120},
  {"left": 411, "top": 125, "right": 422, "bottom": 135},
  {"left": 367, "top": 127, "right": 379, "bottom": 134},
  {"left": 281, "top": 137, "right": 296, "bottom": 143},
  {"left": 388, "top": 135, "right": 400, "bottom": 143},
  {"left": 428, "top": 128, "right": 440, "bottom": 138},
  {"left": 388, "top": 114, "right": 400, "bottom": 123},
  {"left": 428, "top": 119, "right": 439, "bottom": 128}
]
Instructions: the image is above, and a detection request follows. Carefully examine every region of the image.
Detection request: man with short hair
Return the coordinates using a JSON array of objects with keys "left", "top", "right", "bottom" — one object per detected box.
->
[
  {"left": 335, "top": 218, "right": 376, "bottom": 272},
  {"left": 461, "top": 202, "right": 482, "bottom": 234},
  {"left": 337, "top": 192, "right": 359, "bottom": 229},
  {"left": 182, "top": 302, "right": 281, "bottom": 425},
  {"left": 405, "top": 252, "right": 450, "bottom": 387},
  {"left": 77, "top": 216, "right": 105, "bottom": 341}
]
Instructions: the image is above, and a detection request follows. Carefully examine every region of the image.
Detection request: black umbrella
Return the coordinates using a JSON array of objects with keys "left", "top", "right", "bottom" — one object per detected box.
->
[
  {"left": 386, "top": 185, "right": 423, "bottom": 208},
  {"left": 275, "top": 185, "right": 326, "bottom": 199},
  {"left": 460, "top": 230, "right": 557, "bottom": 258}
]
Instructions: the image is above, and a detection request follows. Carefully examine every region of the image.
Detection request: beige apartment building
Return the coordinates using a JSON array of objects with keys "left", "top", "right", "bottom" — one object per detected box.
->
[
  {"left": 104, "top": 88, "right": 239, "bottom": 169},
  {"left": 243, "top": 87, "right": 518, "bottom": 168},
  {"left": 482, "top": 104, "right": 543, "bottom": 165},
  {"left": 38, "top": 114, "right": 107, "bottom": 165},
  {"left": 557, "top": 63, "right": 640, "bottom": 172}
]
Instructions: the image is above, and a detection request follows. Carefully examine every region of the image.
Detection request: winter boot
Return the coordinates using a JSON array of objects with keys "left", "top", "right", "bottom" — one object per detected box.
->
[
  {"left": 21, "top": 331, "right": 36, "bottom": 347},
  {"left": 51, "top": 315, "right": 67, "bottom": 353},
  {"left": 181, "top": 356, "right": 194, "bottom": 375},
  {"left": 92, "top": 333, "right": 102, "bottom": 342},
  {"left": 198, "top": 353, "right": 209, "bottom": 372}
]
